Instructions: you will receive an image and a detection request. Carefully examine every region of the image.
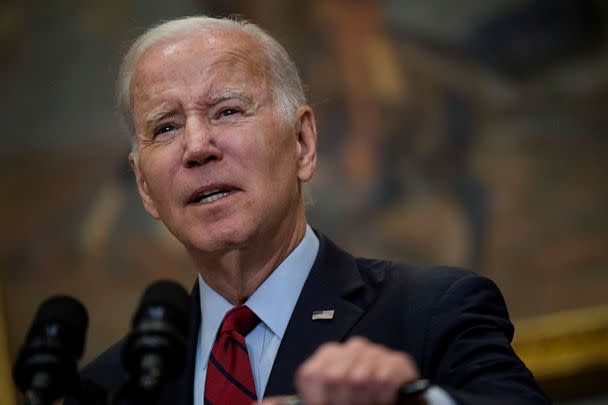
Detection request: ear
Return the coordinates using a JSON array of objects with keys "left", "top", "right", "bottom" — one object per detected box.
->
[
  {"left": 129, "top": 152, "right": 161, "bottom": 220},
  {"left": 294, "top": 106, "right": 317, "bottom": 182}
]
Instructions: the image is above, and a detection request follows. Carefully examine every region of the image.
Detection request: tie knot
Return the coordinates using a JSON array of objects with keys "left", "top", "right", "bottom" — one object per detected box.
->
[{"left": 220, "top": 305, "right": 259, "bottom": 336}]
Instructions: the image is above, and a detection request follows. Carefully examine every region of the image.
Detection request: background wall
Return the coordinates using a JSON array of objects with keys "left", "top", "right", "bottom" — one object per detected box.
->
[{"left": 2, "top": 0, "right": 607, "bottom": 403}]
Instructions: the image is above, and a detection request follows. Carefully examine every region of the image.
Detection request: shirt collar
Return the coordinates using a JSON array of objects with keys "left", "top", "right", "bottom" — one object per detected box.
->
[{"left": 198, "top": 224, "right": 319, "bottom": 342}]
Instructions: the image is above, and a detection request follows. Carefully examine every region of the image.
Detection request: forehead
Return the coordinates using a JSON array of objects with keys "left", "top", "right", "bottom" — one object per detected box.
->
[{"left": 131, "top": 28, "right": 270, "bottom": 99}]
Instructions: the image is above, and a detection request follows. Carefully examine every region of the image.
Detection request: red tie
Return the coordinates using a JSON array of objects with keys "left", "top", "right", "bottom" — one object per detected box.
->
[{"left": 204, "top": 305, "right": 260, "bottom": 405}]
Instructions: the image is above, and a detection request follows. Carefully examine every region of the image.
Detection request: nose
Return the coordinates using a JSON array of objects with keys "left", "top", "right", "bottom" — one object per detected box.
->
[{"left": 181, "top": 118, "right": 223, "bottom": 168}]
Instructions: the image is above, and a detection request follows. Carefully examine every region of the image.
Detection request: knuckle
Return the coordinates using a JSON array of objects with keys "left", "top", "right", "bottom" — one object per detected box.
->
[
  {"left": 323, "top": 368, "right": 342, "bottom": 384},
  {"left": 377, "top": 373, "right": 393, "bottom": 385},
  {"left": 391, "top": 351, "right": 415, "bottom": 370},
  {"left": 317, "top": 341, "right": 340, "bottom": 356},
  {"left": 296, "top": 362, "right": 319, "bottom": 382},
  {"left": 350, "top": 367, "right": 370, "bottom": 385},
  {"left": 346, "top": 336, "right": 369, "bottom": 348}
]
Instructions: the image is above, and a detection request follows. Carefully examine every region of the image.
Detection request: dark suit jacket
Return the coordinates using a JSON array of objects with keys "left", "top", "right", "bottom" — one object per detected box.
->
[{"left": 66, "top": 232, "right": 549, "bottom": 404}]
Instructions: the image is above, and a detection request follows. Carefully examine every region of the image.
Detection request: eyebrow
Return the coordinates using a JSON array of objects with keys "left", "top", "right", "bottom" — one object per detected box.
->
[
  {"left": 145, "top": 107, "right": 175, "bottom": 126},
  {"left": 208, "top": 90, "right": 253, "bottom": 106},
  {"left": 143, "top": 90, "right": 255, "bottom": 126}
]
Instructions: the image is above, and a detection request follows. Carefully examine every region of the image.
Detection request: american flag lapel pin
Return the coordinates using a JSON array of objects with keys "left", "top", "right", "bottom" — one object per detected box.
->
[{"left": 312, "top": 310, "right": 335, "bottom": 320}]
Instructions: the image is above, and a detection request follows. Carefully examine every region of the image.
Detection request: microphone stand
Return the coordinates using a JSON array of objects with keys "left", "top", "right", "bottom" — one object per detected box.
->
[{"left": 111, "top": 353, "right": 165, "bottom": 405}]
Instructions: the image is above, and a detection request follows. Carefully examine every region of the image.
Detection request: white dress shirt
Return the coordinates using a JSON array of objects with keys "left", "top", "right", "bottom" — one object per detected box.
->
[{"left": 193, "top": 225, "right": 454, "bottom": 404}]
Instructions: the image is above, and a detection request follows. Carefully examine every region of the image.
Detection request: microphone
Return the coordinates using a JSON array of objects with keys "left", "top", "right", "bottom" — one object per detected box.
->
[
  {"left": 13, "top": 295, "right": 88, "bottom": 405},
  {"left": 117, "top": 280, "right": 190, "bottom": 402}
]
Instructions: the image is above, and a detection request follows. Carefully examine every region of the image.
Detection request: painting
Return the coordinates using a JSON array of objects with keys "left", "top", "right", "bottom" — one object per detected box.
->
[{"left": 2, "top": 1, "right": 607, "bottom": 402}]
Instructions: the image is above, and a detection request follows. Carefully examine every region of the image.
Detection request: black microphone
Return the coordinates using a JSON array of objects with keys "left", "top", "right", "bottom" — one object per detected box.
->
[
  {"left": 13, "top": 295, "right": 88, "bottom": 405},
  {"left": 117, "top": 280, "right": 190, "bottom": 402}
]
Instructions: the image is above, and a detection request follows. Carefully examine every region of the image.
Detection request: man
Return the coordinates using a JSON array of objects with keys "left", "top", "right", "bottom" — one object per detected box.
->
[{"left": 68, "top": 16, "right": 549, "bottom": 405}]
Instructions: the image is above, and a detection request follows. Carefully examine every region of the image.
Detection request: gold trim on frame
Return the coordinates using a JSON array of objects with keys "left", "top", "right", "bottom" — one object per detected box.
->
[{"left": 513, "top": 304, "right": 608, "bottom": 402}]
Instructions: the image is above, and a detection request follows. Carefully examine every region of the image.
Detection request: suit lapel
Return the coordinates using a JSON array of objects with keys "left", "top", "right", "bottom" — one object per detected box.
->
[
  {"left": 265, "top": 233, "right": 372, "bottom": 396},
  {"left": 158, "top": 233, "right": 376, "bottom": 401}
]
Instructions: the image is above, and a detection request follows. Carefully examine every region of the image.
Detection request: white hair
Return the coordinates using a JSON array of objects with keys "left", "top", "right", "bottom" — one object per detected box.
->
[{"left": 117, "top": 15, "right": 307, "bottom": 148}]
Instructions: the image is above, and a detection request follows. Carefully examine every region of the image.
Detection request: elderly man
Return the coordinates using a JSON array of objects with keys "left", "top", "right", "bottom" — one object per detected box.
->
[{"left": 70, "top": 16, "right": 548, "bottom": 405}]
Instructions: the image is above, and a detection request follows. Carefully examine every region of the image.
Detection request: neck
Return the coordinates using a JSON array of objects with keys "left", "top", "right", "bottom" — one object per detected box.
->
[{"left": 190, "top": 213, "right": 308, "bottom": 305}]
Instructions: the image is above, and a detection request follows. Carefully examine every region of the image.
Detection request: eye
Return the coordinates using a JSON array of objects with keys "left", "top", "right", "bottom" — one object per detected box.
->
[
  {"left": 218, "top": 108, "right": 241, "bottom": 118},
  {"left": 154, "top": 123, "right": 176, "bottom": 136}
]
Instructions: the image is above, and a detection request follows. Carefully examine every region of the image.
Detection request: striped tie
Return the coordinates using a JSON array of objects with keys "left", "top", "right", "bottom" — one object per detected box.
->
[{"left": 204, "top": 305, "right": 260, "bottom": 405}]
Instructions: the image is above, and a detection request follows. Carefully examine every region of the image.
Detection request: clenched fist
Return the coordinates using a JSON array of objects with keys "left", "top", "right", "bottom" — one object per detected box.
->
[{"left": 260, "top": 337, "right": 425, "bottom": 405}]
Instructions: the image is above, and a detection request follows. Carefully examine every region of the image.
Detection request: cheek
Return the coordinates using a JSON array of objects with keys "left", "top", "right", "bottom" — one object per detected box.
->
[
  {"left": 139, "top": 148, "right": 181, "bottom": 199},
  {"left": 246, "top": 141, "right": 289, "bottom": 184},
  {"left": 222, "top": 128, "right": 269, "bottom": 175},
  {"left": 266, "top": 133, "right": 299, "bottom": 176}
]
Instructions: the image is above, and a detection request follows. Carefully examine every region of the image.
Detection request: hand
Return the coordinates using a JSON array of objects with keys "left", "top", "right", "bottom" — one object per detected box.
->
[{"left": 262, "top": 336, "right": 423, "bottom": 405}]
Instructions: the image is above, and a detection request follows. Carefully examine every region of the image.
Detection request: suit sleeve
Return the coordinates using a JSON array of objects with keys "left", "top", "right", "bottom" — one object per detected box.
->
[{"left": 423, "top": 273, "right": 550, "bottom": 404}]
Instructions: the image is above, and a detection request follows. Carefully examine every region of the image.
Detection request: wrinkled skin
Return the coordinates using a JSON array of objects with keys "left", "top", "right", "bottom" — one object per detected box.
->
[{"left": 130, "top": 28, "right": 317, "bottom": 303}]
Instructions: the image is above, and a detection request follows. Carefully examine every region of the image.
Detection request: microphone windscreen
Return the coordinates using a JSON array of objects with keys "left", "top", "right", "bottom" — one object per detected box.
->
[
  {"left": 133, "top": 280, "right": 190, "bottom": 334},
  {"left": 27, "top": 295, "right": 88, "bottom": 358}
]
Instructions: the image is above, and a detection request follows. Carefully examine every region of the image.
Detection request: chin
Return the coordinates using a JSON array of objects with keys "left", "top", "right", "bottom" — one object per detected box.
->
[{"left": 183, "top": 224, "right": 253, "bottom": 255}]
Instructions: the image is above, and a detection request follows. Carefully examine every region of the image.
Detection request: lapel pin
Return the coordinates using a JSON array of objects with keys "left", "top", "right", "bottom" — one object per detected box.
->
[{"left": 312, "top": 310, "right": 335, "bottom": 320}]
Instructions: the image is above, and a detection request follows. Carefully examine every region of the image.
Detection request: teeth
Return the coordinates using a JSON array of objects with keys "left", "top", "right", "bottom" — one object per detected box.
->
[
  {"left": 196, "top": 190, "right": 229, "bottom": 204},
  {"left": 201, "top": 192, "right": 228, "bottom": 203},
  {"left": 201, "top": 189, "right": 221, "bottom": 198}
]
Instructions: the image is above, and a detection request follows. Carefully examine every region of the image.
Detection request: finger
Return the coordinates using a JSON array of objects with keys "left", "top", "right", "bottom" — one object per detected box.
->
[
  {"left": 296, "top": 342, "right": 343, "bottom": 404},
  {"left": 322, "top": 338, "right": 372, "bottom": 405},
  {"left": 346, "top": 341, "right": 390, "bottom": 404},
  {"left": 296, "top": 339, "right": 374, "bottom": 404},
  {"left": 370, "top": 351, "right": 419, "bottom": 404},
  {"left": 342, "top": 343, "right": 419, "bottom": 405}
]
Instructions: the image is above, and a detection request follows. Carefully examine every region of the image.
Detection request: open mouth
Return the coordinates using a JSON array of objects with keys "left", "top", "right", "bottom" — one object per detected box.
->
[{"left": 190, "top": 188, "right": 233, "bottom": 204}]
